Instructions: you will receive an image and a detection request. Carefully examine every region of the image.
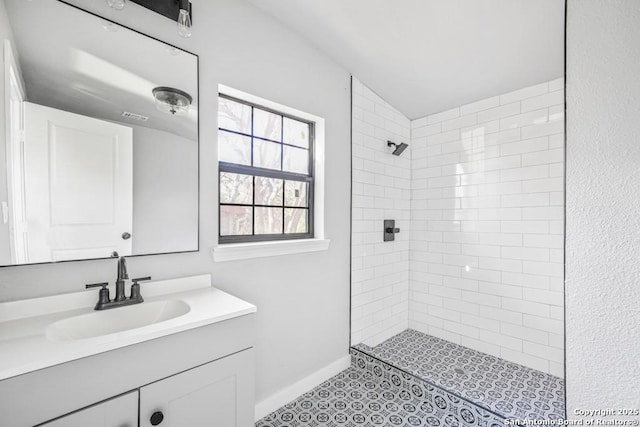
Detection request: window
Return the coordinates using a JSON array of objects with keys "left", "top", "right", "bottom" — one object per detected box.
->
[{"left": 218, "top": 94, "right": 314, "bottom": 243}]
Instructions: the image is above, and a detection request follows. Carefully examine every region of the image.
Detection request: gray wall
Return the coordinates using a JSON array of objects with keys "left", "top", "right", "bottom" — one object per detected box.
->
[
  {"left": 0, "top": 0, "right": 351, "bottom": 406},
  {"left": 566, "top": 0, "right": 640, "bottom": 415},
  {"left": 130, "top": 124, "right": 198, "bottom": 255}
]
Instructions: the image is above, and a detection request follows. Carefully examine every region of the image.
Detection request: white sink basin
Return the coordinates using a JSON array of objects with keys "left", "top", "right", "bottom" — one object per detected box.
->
[
  {"left": 46, "top": 300, "right": 190, "bottom": 341},
  {"left": 0, "top": 275, "right": 257, "bottom": 381}
]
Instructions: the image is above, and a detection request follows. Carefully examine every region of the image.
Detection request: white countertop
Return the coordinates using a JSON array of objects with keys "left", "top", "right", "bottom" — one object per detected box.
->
[{"left": 0, "top": 275, "right": 256, "bottom": 381}]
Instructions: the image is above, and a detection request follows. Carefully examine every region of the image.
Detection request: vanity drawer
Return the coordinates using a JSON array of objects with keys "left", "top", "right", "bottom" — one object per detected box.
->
[{"left": 38, "top": 391, "right": 138, "bottom": 427}]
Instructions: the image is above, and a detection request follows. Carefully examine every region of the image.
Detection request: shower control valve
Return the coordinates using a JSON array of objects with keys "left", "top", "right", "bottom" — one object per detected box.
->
[{"left": 383, "top": 219, "right": 400, "bottom": 242}]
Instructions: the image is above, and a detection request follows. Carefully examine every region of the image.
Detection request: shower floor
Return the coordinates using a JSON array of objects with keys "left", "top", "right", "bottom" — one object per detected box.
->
[{"left": 354, "top": 329, "right": 565, "bottom": 421}]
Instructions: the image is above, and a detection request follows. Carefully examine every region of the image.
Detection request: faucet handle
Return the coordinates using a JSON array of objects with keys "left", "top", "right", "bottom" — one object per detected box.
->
[
  {"left": 130, "top": 277, "right": 151, "bottom": 301},
  {"left": 86, "top": 282, "right": 110, "bottom": 308},
  {"left": 86, "top": 282, "right": 109, "bottom": 290}
]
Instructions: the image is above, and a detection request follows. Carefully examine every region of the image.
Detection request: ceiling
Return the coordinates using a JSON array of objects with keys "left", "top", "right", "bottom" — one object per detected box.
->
[
  {"left": 5, "top": 0, "right": 198, "bottom": 140},
  {"left": 247, "top": 0, "right": 565, "bottom": 119}
]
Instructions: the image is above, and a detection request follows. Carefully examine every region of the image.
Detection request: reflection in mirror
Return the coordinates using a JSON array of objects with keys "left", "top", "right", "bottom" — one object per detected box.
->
[{"left": 0, "top": 0, "right": 198, "bottom": 266}]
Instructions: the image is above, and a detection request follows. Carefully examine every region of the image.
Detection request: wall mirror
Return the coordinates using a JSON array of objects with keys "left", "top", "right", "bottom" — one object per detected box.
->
[{"left": 0, "top": 0, "right": 199, "bottom": 266}]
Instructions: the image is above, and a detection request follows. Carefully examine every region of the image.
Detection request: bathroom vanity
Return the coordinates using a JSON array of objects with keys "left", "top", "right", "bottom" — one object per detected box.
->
[{"left": 0, "top": 275, "right": 257, "bottom": 427}]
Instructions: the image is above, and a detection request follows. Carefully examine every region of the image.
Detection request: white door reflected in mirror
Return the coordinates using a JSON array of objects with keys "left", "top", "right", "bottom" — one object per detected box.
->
[{"left": 21, "top": 102, "right": 133, "bottom": 263}]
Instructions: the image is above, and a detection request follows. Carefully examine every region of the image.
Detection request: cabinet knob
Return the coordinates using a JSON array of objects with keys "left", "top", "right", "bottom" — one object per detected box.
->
[{"left": 150, "top": 411, "right": 164, "bottom": 425}]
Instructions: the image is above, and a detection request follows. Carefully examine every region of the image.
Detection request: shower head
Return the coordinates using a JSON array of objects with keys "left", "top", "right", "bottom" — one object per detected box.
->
[{"left": 387, "top": 141, "right": 409, "bottom": 156}]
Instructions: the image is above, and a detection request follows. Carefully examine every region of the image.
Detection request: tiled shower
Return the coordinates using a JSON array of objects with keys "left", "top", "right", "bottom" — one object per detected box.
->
[
  {"left": 350, "top": 75, "right": 565, "bottom": 419},
  {"left": 409, "top": 79, "right": 565, "bottom": 376}
]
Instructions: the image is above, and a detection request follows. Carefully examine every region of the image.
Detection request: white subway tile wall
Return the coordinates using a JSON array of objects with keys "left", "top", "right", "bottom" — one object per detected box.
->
[
  {"left": 409, "top": 78, "right": 564, "bottom": 376},
  {"left": 351, "top": 78, "right": 411, "bottom": 347}
]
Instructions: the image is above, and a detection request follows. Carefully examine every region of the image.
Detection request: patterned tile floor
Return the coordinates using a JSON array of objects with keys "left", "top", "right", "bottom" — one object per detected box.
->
[
  {"left": 256, "top": 367, "right": 455, "bottom": 426},
  {"left": 354, "top": 329, "right": 565, "bottom": 420}
]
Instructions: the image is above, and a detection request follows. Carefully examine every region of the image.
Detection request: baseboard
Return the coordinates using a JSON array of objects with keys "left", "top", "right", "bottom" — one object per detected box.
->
[{"left": 254, "top": 354, "right": 351, "bottom": 421}]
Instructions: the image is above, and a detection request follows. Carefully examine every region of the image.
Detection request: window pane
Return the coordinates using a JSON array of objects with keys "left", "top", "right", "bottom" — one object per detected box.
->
[
  {"left": 283, "top": 146, "right": 308, "bottom": 174},
  {"left": 218, "top": 98, "right": 251, "bottom": 134},
  {"left": 255, "top": 177, "right": 283, "bottom": 206},
  {"left": 253, "top": 139, "right": 281, "bottom": 170},
  {"left": 284, "top": 180, "right": 308, "bottom": 207},
  {"left": 220, "top": 206, "right": 252, "bottom": 236},
  {"left": 220, "top": 172, "right": 252, "bottom": 204},
  {"left": 253, "top": 108, "right": 282, "bottom": 141},
  {"left": 283, "top": 118, "right": 309, "bottom": 148},
  {"left": 255, "top": 207, "right": 283, "bottom": 234},
  {"left": 218, "top": 130, "right": 251, "bottom": 166},
  {"left": 285, "top": 208, "right": 308, "bottom": 234}
]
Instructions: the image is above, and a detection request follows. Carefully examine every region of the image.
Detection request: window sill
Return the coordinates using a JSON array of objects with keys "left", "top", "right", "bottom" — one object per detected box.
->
[{"left": 212, "top": 238, "right": 331, "bottom": 262}]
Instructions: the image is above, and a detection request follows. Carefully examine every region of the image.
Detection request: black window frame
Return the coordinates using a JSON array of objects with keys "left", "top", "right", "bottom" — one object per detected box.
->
[{"left": 218, "top": 93, "right": 315, "bottom": 244}]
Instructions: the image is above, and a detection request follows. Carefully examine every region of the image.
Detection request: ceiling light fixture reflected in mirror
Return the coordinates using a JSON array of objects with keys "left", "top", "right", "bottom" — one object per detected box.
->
[{"left": 152, "top": 86, "right": 192, "bottom": 115}]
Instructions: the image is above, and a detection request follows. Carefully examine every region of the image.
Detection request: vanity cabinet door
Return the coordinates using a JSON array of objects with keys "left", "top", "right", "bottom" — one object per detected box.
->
[
  {"left": 140, "top": 348, "right": 254, "bottom": 427},
  {"left": 39, "top": 391, "right": 138, "bottom": 427}
]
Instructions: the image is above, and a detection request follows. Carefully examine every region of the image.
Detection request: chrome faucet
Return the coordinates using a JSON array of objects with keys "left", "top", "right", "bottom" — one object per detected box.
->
[{"left": 85, "top": 252, "right": 151, "bottom": 310}]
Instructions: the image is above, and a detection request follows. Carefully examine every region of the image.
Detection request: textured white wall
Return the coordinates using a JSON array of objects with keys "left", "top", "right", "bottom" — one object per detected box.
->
[
  {"left": 566, "top": 0, "right": 640, "bottom": 415},
  {"left": 410, "top": 79, "right": 565, "bottom": 375},
  {"left": 0, "top": 0, "right": 351, "bottom": 407},
  {"left": 351, "top": 77, "right": 411, "bottom": 347}
]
